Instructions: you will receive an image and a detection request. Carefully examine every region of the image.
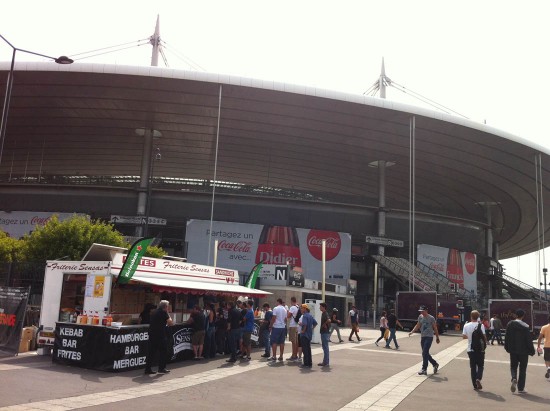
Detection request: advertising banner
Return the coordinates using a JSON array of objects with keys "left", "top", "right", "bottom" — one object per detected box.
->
[
  {"left": 0, "top": 211, "right": 86, "bottom": 238},
  {"left": 185, "top": 220, "right": 351, "bottom": 282},
  {"left": 0, "top": 286, "right": 30, "bottom": 356},
  {"left": 416, "top": 244, "right": 477, "bottom": 294}
]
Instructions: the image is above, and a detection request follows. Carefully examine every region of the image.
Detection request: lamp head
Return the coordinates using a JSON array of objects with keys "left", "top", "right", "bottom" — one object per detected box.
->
[{"left": 55, "top": 56, "right": 73, "bottom": 64}]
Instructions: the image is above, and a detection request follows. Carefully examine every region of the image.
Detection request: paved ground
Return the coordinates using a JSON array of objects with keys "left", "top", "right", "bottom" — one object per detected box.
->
[{"left": 0, "top": 327, "right": 548, "bottom": 410}]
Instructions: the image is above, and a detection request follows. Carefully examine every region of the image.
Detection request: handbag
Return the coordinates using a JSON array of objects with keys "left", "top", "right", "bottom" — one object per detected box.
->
[{"left": 383, "top": 328, "right": 390, "bottom": 340}]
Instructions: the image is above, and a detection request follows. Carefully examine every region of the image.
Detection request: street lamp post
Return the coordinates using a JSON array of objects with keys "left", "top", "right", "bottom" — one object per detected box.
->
[{"left": 0, "top": 35, "right": 73, "bottom": 167}]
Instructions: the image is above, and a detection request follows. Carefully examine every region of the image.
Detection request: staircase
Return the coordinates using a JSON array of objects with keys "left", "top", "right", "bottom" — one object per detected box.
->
[
  {"left": 499, "top": 272, "right": 546, "bottom": 302},
  {"left": 372, "top": 255, "right": 483, "bottom": 307}
]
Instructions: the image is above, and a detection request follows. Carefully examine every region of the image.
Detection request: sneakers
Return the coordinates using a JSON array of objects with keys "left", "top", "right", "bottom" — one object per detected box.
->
[
  {"left": 261, "top": 353, "right": 270, "bottom": 358},
  {"left": 433, "top": 363, "right": 439, "bottom": 374},
  {"left": 267, "top": 357, "right": 276, "bottom": 362},
  {"left": 475, "top": 379, "right": 482, "bottom": 390},
  {"left": 317, "top": 362, "right": 328, "bottom": 367},
  {"left": 339, "top": 340, "right": 344, "bottom": 343},
  {"left": 510, "top": 378, "right": 517, "bottom": 393},
  {"left": 357, "top": 338, "right": 362, "bottom": 341},
  {"left": 278, "top": 356, "right": 283, "bottom": 362},
  {"left": 349, "top": 338, "right": 353, "bottom": 342},
  {"left": 545, "top": 369, "right": 550, "bottom": 379},
  {"left": 158, "top": 369, "right": 170, "bottom": 374},
  {"left": 518, "top": 390, "right": 527, "bottom": 394},
  {"left": 375, "top": 341, "right": 379, "bottom": 346},
  {"left": 144, "top": 369, "right": 156, "bottom": 375},
  {"left": 418, "top": 369, "right": 427, "bottom": 375},
  {"left": 395, "top": 345, "right": 400, "bottom": 350},
  {"left": 384, "top": 345, "right": 391, "bottom": 349},
  {"left": 286, "top": 356, "right": 298, "bottom": 361},
  {"left": 226, "top": 358, "right": 237, "bottom": 363}
]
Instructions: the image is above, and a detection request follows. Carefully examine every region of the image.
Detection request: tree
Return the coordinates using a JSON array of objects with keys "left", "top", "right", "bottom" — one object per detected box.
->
[
  {"left": 0, "top": 231, "right": 24, "bottom": 262},
  {"left": 22, "top": 215, "right": 127, "bottom": 262}
]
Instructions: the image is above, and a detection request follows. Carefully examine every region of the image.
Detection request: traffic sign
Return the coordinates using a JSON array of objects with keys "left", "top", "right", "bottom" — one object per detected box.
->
[
  {"left": 365, "top": 235, "right": 404, "bottom": 247},
  {"left": 110, "top": 215, "right": 167, "bottom": 226}
]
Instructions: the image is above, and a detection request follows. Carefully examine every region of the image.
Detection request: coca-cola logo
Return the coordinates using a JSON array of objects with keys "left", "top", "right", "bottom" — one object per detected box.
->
[
  {"left": 217, "top": 240, "right": 252, "bottom": 253},
  {"left": 464, "top": 252, "right": 476, "bottom": 274},
  {"left": 31, "top": 216, "right": 51, "bottom": 225},
  {"left": 307, "top": 230, "right": 341, "bottom": 261}
]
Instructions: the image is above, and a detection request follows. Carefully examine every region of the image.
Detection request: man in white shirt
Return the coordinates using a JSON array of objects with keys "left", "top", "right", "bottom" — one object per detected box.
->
[
  {"left": 269, "top": 298, "right": 288, "bottom": 362},
  {"left": 287, "top": 296, "right": 300, "bottom": 361},
  {"left": 462, "top": 310, "right": 487, "bottom": 390}
]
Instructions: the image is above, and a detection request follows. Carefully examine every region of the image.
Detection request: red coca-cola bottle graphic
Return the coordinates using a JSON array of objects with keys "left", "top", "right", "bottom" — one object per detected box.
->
[
  {"left": 255, "top": 225, "right": 301, "bottom": 267},
  {"left": 446, "top": 248, "right": 464, "bottom": 290}
]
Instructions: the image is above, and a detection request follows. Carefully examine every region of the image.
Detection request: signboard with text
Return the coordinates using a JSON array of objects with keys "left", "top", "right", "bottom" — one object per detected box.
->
[
  {"left": 185, "top": 220, "right": 351, "bottom": 282},
  {"left": 0, "top": 211, "right": 86, "bottom": 239}
]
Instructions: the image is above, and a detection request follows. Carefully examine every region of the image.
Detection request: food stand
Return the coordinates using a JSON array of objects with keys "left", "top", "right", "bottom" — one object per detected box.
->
[{"left": 38, "top": 243, "right": 270, "bottom": 371}]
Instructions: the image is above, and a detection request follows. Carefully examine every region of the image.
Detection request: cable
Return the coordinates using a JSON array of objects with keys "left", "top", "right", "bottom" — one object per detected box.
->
[
  {"left": 70, "top": 38, "right": 150, "bottom": 58},
  {"left": 73, "top": 43, "right": 149, "bottom": 61},
  {"left": 159, "top": 46, "right": 169, "bottom": 67},
  {"left": 161, "top": 41, "right": 206, "bottom": 71}
]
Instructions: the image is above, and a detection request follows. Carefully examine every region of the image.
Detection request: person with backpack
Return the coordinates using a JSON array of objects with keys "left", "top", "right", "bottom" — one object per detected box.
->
[
  {"left": 462, "top": 310, "right": 487, "bottom": 390},
  {"left": 286, "top": 296, "right": 301, "bottom": 361}
]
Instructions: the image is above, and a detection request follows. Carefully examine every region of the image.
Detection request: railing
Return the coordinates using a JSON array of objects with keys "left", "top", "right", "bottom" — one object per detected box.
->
[
  {"left": 500, "top": 272, "right": 545, "bottom": 302},
  {"left": 372, "top": 255, "right": 484, "bottom": 307}
]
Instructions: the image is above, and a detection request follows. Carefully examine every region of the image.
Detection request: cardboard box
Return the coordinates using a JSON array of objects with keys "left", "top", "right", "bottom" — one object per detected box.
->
[{"left": 19, "top": 339, "right": 30, "bottom": 353}]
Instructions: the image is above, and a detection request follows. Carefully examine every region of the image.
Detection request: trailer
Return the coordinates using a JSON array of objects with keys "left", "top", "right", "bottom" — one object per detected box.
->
[
  {"left": 396, "top": 291, "right": 437, "bottom": 332},
  {"left": 488, "top": 299, "right": 535, "bottom": 339}
]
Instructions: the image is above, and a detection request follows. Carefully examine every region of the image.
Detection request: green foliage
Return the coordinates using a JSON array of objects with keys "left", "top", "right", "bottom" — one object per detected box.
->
[
  {"left": 22, "top": 215, "right": 127, "bottom": 262},
  {"left": 144, "top": 245, "right": 165, "bottom": 258},
  {"left": 0, "top": 231, "right": 24, "bottom": 262}
]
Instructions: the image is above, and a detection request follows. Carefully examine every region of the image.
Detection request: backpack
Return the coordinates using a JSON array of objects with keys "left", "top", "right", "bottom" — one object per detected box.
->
[
  {"left": 294, "top": 305, "right": 302, "bottom": 323},
  {"left": 471, "top": 323, "right": 486, "bottom": 352}
]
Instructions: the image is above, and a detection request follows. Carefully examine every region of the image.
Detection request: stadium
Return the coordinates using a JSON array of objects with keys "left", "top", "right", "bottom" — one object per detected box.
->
[{"left": 1, "top": 61, "right": 549, "bottom": 312}]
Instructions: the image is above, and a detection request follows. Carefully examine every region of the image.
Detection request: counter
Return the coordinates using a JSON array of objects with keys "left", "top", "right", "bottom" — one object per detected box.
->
[{"left": 53, "top": 322, "right": 194, "bottom": 372}]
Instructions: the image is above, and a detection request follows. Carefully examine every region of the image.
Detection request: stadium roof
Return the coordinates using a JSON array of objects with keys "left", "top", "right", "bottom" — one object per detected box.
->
[{"left": 1, "top": 62, "right": 549, "bottom": 259}]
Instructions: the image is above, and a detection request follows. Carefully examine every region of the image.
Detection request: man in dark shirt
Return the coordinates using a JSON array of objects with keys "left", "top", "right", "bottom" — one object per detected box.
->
[
  {"left": 385, "top": 309, "right": 403, "bottom": 350},
  {"left": 186, "top": 305, "right": 206, "bottom": 360},
  {"left": 319, "top": 302, "right": 331, "bottom": 367},
  {"left": 261, "top": 303, "right": 273, "bottom": 358},
  {"left": 226, "top": 301, "right": 242, "bottom": 363},
  {"left": 145, "top": 300, "right": 173, "bottom": 375}
]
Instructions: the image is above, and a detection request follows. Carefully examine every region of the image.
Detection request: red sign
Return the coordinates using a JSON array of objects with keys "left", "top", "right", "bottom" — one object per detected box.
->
[{"left": 306, "top": 230, "right": 341, "bottom": 261}]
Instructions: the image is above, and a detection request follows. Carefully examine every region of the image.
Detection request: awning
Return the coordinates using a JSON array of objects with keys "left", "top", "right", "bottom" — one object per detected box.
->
[{"left": 130, "top": 275, "right": 272, "bottom": 297}]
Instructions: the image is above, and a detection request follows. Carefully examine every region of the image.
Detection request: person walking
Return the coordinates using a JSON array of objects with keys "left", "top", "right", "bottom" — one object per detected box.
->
[
  {"left": 318, "top": 302, "right": 331, "bottom": 367},
  {"left": 490, "top": 314, "right": 504, "bottom": 345},
  {"left": 462, "top": 310, "right": 487, "bottom": 390},
  {"left": 299, "top": 303, "right": 317, "bottom": 368},
  {"left": 329, "top": 308, "right": 344, "bottom": 343},
  {"left": 269, "top": 298, "right": 287, "bottom": 362},
  {"left": 385, "top": 308, "right": 403, "bottom": 350},
  {"left": 409, "top": 305, "right": 440, "bottom": 375},
  {"left": 241, "top": 300, "right": 255, "bottom": 361},
  {"left": 144, "top": 300, "right": 173, "bottom": 375},
  {"left": 537, "top": 314, "right": 550, "bottom": 379},
  {"left": 348, "top": 306, "right": 361, "bottom": 342},
  {"left": 375, "top": 311, "right": 388, "bottom": 346},
  {"left": 260, "top": 303, "right": 273, "bottom": 358},
  {"left": 505, "top": 308, "right": 536, "bottom": 393}
]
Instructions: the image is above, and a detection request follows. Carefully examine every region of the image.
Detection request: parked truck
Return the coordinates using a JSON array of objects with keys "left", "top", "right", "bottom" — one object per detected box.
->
[
  {"left": 488, "top": 299, "right": 533, "bottom": 337},
  {"left": 396, "top": 291, "right": 462, "bottom": 333}
]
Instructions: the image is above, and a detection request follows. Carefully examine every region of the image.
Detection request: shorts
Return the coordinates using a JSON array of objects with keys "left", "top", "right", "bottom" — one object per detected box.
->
[
  {"left": 191, "top": 330, "right": 205, "bottom": 346},
  {"left": 271, "top": 327, "right": 287, "bottom": 345},
  {"left": 242, "top": 332, "right": 252, "bottom": 347},
  {"left": 545, "top": 347, "right": 550, "bottom": 361},
  {"left": 288, "top": 327, "right": 298, "bottom": 344}
]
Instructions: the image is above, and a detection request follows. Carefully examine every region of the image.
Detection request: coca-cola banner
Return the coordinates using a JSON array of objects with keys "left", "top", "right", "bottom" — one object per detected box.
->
[
  {"left": 0, "top": 211, "right": 86, "bottom": 239},
  {"left": 185, "top": 220, "right": 351, "bottom": 282},
  {"left": 416, "top": 244, "right": 477, "bottom": 294}
]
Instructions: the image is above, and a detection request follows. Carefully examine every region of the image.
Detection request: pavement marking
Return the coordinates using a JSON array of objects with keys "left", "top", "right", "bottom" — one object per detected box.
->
[
  {"left": 338, "top": 339, "right": 468, "bottom": 411},
  {"left": 0, "top": 336, "right": 444, "bottom": 411}
]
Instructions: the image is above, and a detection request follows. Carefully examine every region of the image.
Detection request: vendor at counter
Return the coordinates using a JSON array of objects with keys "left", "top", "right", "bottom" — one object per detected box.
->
[{"left": 144, "top": 300, "right": 173, "bottom": 375}]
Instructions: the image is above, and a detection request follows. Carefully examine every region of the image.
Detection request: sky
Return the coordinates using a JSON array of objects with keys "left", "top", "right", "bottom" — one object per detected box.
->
[{"left": 2, "top": 0, "right": 550, "bottom": 288}]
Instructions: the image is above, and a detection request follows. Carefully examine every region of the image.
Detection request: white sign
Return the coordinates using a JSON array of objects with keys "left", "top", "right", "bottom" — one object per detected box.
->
[
  {"left": 0, "top": 211, "right": 86, "bottom": 239},
  {"left": 185, "top": 220, "right": 351, "bottom": 282},
  {"left": 416, "top": 244, "right": 477, "bottom": 295},
  {"left": 365, "top": 235, "right": 404, "bottom": 247},
  {"left": 110, "top": 215, "right": 167, "bottom": 226}
]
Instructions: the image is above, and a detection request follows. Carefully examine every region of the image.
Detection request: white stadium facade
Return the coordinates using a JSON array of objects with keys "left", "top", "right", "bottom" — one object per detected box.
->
[{"left": 1, "top": 62, "right": 549, "bottom": 312}]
